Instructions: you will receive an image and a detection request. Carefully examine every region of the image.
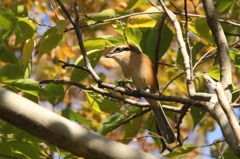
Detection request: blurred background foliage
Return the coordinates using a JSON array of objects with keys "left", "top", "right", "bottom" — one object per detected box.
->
[{"left": 0, "top": 0, "right": 240, "bottom": 158}]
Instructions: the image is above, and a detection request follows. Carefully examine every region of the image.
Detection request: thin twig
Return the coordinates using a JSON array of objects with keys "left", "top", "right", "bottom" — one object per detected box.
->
[
  {"left": 176, "top": 104, "right": 190, "bottom": 145},
  {"left": 161, "top": 72, "right": 185, "bottom": 93},
  {"left": 193, "top": 47, "right": 215, "bottom": 70}
]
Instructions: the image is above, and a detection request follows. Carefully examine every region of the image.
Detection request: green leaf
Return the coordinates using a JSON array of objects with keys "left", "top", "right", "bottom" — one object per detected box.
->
[
  {"left": 13, "top": 5, "right": 28, "bottom": 17},
  {"left": 22, "top": 39, "right": 35, "bottom": 70},
  {"left": 15, "top": 17, "right": 36, "bottom": 44},
  {"left": 121, "top": 115, "right": 143, "bottom": 144},
  {"left": 41, "top": 83, "right": 65, "bottom": 105},
  {"left": 192, "top": 42, "right": 205, "bottom": 65},
  {"left": 141, "top": 25, "right": 173, "bottom": 61},
  {"left": 85, "top": 91, "right": 118, "bottom": 113},
  {"left": 189, "top": 18, "right": 215, "bottom": 45},
  {"left": 56, "top": 147, "right": 69, "bottom": 158},
  {"left": 127, "top": 6, "right": 162, "bottom": 28},
  {"left": 84, "top": 35, "right": 125, "bottom": 51},
  {"left": 207, "top": 66, "right": 220, "bottom": 81},
  {"left": 125, "top": 27, "right": 142, "bottom": 47},
  {"left": 145, "top": 113, "right": 161, "bottom": 146},
  {"left": 0, "top": 39, "right": 18, "bottom": 64},
  {"left": 127, "top": 0, "right": 146, "bottom": 9},
  {"left": 0, "top": 64, "right": 24, "bottom": 83},
  {"left": 10, "top": 141, "right": 40, "bottom": 159},
  {"left": 70, "top": 49, "right": 103, "bottom": 82},
  {"left": 38, "top": 27, "right": 63, "bottom": 56},
  {"left": 190, "top": 107, "right": 205, "bottom": 129},
  {"left": 229, "top": 47, "right": 240, "bottom": 68},
  {"left": 88, "top": 9, "right": 116, "bottom": 21},
  {"left": 97, "top": 113, "right": 125, "bottom": 135},
  {"left": 0, "top": 141, "right": 13, "bottom": 156},
  {"left": 0, "top": 8, "right": 16, "bottom": 39},
  {"left": 11, "top": 78, "right": 39, "bottom": 96},
  {"left": 62, "top": 107, "right": 91, "bottom": 124},
  {"left": 223, "top": 146, "right": 239, "bottom": 159},
  {"left": 216, "top": 0, "right": 233, "bottom": 14},
  {"left": 165, "top": 144, "right": 197, "bottom": 159},
  {"left": 56, "top": 20, "right": 70, "bottom": 32}
]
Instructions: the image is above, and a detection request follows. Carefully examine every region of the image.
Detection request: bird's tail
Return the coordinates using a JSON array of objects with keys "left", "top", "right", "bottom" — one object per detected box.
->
[{"left": 147, "top": 99, "right": 176, "bottom": 144}]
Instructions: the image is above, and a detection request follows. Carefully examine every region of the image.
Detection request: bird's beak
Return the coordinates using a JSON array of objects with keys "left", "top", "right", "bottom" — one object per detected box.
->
[{"left": 105, "top": 52, "right": 113, "bottom": 58}]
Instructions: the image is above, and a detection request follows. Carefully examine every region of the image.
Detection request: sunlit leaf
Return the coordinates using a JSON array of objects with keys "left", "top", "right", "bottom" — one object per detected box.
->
[
  {"left": 11, "top": 78, "right": 39, "bottom": 96},
  {"left": 87, "top": 9, "right": 116, "bottom": 21},
  {"left": 70, "top": 49, "right": 102, "bottom": 82},
  {"left": 85, "top": 91, "right": 118, "bottom": 113},
  {"left": 189, "top": 18, "right": 215, "bottom": 45},
  {"left": 84, "top": 35, "right": 125, "bottom": 51},
  {"left": 22, "top": 39, "right": 35, "bottom": 70},
  {"left": 98, "top": 113, "right": 125, "bottom": 135},
  {"left": 0, "top": 8, "right": 16, "bottom": 39},
  {"left": 15, "top": 17, "right": 36, "bottom": 44},
  {"left": 62, "top": 107, "right": 91, "bottom": 124},
  {"left": 165, "top": 144, "right": 197, "bottom": 159},
  {"left": 127, "top": 6, "right": 162, "bottom": 28},
  {"left": 207, "top": 66, "right": 220, "bottom": 81},
  {"left": 38, "top": 27, "right": 63, "bottom": 56},
  {"left": 125, "top": 27, "right": 142, "bottom": 47}
]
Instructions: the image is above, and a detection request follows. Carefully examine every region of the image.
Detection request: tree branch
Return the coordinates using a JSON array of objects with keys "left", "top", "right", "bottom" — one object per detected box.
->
[
  {"left": 202, "top": 0, "right": 232, "bottom": 101},
  {"left": 204, "top": 75, "right": 240, "bottom": 154},
  {"left": 0, "top": 87, "right": 159, "bottom": 159},
  {"left": 201, "top": 0, "right": 239, "bottom": 156},
  {"left": 39, "top": 79, "right": 207, "bottom": 109},
  {"left": 158, "top": 0, "right": 212, "bottom": 101}
]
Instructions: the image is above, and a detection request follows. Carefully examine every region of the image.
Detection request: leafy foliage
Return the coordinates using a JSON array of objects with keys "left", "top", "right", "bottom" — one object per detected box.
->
[{"left": 0, "top": 0, "right": 240, "bottom": 158}]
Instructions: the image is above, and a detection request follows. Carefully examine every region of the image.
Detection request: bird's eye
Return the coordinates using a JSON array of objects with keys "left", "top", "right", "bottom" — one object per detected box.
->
[
  {"left": 114, "top": 47, "right": 130, "bottom": 53},
  {"left": 115, "top": 47, "right": 122, "bottom": 53}
]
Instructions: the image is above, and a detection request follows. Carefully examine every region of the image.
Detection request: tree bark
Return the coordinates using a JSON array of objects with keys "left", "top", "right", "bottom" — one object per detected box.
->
[{"left": 0, "top": 87, "right": 159, "bottom": 159}]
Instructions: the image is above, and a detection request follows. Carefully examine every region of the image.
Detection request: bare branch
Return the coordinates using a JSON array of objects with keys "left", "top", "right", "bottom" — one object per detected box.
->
[
  {"left": 204, "top": 75, "right": 240, "bottom": 147},
  {"left": 56, "top": 0, "right": 102, "bottom": 85},
  {"left": 202, "top": 0, "right": 232, "bottom": 101},
  {"left": 158, "top": 0, "right": 212, "bottom": 101}
]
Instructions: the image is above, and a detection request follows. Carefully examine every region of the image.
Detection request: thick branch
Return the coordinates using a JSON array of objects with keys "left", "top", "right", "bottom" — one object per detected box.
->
[
  {"left": 202, "top": 0, "right": 232, "bottom": 101},
  {"left": 204, "top": 75, "right": 240, "bottom": 154},
  {"left": 0, "top": 87, "right": 159, "bottom": 159},
  {"left": 204, "top": 75, "right": 240, "bottom": 149}
]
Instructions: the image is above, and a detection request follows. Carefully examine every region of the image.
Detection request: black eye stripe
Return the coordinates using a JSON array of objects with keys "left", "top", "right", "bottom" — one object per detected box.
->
[{"left": 114, "top": 47, "right": 130, "bottom": 53}]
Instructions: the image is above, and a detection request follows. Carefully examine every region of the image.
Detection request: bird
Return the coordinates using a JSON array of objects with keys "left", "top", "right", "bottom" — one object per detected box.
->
[{"left": 105, "top": 44, "right": 176, "bottom": 144}]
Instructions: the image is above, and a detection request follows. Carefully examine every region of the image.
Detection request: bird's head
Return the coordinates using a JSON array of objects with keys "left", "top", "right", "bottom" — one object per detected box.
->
[{"left": 105, "top": 44, "right": 141, "bottom": 62}]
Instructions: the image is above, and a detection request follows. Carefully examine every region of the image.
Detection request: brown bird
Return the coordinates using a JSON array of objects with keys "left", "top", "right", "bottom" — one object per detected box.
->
[{"left": 105, "top": 44, "right": 176, "bottom": 144}]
